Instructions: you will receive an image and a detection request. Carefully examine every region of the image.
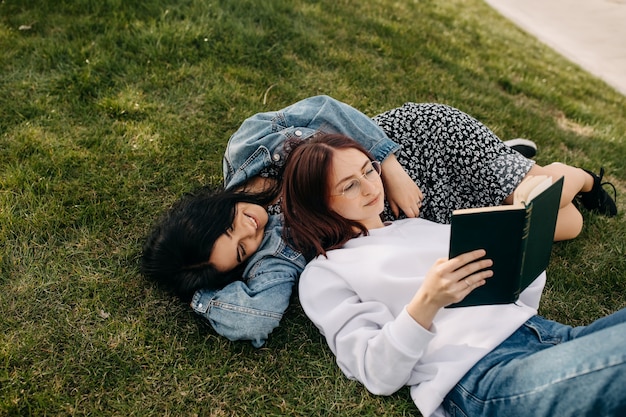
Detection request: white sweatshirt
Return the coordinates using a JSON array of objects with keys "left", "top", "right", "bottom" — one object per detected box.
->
[{"left": 299, "top": 218, "right": 545, "bottom": 417}]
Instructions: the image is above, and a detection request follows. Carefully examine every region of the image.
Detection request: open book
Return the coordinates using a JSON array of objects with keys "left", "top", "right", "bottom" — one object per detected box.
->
[{"left": 446, "top": 175, "right": 564, "bottom": 308}]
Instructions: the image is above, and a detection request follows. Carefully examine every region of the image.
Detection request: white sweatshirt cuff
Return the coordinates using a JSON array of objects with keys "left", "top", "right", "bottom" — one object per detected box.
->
[{"left": 386, "top": 307, "right": 437, "bottom": 355}]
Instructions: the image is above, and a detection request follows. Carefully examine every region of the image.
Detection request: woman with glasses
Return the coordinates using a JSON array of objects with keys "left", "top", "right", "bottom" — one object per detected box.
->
[
  {"left": 141, "top": 95, "right": 616, "bottom": 347},
  {"left": 281, "top": 133, "right": 625, "bottom": 417}
]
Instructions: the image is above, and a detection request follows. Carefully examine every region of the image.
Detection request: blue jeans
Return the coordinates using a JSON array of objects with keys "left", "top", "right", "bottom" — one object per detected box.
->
[{"left": 443, "top": 309, "right": 626, "bottom": 417}]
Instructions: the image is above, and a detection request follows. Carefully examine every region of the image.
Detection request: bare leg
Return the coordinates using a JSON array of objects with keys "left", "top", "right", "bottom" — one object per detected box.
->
[
  {"left": 552, "top": 203, "right": 583, "bottom": 241},
  {"left": 531, "top": 163, "right": 594, "bottom": 205},
  {"left": 503, "top": 163, "right": 594, "bottom": 241}
]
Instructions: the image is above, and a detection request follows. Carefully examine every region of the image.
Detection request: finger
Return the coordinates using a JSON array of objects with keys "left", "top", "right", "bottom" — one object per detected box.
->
[
  {"left": 432, "top": 257, "right": 490, "bottom": 286},
  {"left": 461, "top": 270, "right": 493, "bottom": 290},
  {"left": 397, "top": 202, "right": 419, "bottom": 218},
  {"left": 405, "top": 206, "right": 419, "bottom": 218},
  {"left": 457, "top": 260, "right": 493, "bottom": 281},
  {"left": 449, "top": 249, "right": 488, "bottom": 271},
  {"left": 389, "top": 201, "right": 400, "bottom": 218}
]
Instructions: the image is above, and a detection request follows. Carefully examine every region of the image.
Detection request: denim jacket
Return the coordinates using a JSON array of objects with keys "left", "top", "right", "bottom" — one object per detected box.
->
[
  {"left": 191, "top": 215, "right": 304, "bottom": 347},
  {"left": 191, "top": 95, "right": 401, "bottom": 347}
]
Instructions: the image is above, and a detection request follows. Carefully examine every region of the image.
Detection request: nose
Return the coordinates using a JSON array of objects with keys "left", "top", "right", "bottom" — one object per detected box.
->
[{"left": 360, "top": 176, "right": 378, "bottom": 195}]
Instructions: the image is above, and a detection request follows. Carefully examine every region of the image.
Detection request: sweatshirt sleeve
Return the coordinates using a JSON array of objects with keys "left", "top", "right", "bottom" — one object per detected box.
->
[{"left": 299, "top": 264, "right": 436, "bottom": 395}]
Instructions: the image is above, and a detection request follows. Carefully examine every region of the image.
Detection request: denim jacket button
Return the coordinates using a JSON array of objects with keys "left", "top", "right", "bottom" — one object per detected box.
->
[
  {"left": 273, "top": 153, "right": 281, "bottom": 161},
  {"left": 294, "top": 129, "right": 302, "bottom": 137}
]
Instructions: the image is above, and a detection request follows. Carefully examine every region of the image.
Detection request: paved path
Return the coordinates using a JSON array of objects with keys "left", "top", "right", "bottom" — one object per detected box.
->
[{"left": 483, "top": 0, "right": 626, "bottom": 96}]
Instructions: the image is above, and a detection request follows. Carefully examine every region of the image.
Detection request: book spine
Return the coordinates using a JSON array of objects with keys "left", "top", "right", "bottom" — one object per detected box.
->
[
  {"left": 515, "top": 204, "right": 533, "bottom": 297},
  {"left": 521, "top": 204, "right": 532, "bottom": 240}
]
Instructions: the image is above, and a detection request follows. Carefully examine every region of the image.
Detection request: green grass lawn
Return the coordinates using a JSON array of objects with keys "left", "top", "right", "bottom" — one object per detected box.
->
[{"left": 1, "top": 0, "right": 625, "bottom": 415}]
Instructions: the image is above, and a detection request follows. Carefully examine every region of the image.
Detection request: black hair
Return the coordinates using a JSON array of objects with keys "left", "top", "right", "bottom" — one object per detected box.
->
[{"left": 141, "top": 184, "right": 278, "bottom": 302}]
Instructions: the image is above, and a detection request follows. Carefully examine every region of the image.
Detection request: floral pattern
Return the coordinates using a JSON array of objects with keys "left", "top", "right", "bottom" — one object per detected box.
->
[{"left": 373, "top": 103, "right": 534, "bottom": 224}]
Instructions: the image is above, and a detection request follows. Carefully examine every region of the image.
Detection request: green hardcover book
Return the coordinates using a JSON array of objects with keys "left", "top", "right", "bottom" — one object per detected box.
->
[{"left": 446, "top": 176, "right": 564, "bottom": 308}]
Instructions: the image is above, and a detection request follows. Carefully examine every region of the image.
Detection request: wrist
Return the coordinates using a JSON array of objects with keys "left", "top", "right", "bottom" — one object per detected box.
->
[
  {"left": 380, "top": 154, "right": 404, "bottom": 182},
  {"left": 381, "top": 153, "right": 400, "bottom": 170},
  {"left": 406, "top": 291, "right": 441, "bottom": 330}
]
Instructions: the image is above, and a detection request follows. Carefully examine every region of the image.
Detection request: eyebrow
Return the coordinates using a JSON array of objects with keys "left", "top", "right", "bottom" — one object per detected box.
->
[
  {"left": 224, "top": 207, "right": 243, "bottom": 264},
  {"left": 336, "top": 160, "right": 371, "bottom": 185}
]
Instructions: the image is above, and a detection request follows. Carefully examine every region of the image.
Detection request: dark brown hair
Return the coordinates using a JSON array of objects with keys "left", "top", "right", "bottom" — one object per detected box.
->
[
  {"left": 141, "top": 185, "right": 278, "bottom": 301},
  {"left": 281, "top": 133, "right": 377, "bottom": 259}
]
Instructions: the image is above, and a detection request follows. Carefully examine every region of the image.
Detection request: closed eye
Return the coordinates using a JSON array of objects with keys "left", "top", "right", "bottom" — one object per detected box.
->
[
  {"left": 343, "top": 180, "right": 359, "bottom": 193},
  {"left": 237, "top": 243, "right": 246, "bottom": 263}
]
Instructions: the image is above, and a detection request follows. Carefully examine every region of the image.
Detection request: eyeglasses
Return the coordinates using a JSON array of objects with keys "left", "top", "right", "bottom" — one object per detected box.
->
[{"left": 332, "top": 160, "right": 381, "bottom": 199}]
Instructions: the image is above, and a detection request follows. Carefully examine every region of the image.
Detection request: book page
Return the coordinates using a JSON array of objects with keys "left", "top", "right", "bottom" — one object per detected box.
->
[
  {"left": 452, "top": 204, "right": 523, "bottom": 215},
  {"left": 525, "top": 176, "right": 554, "bottom": 202},
  {"left": 513, "top": 175, "right": 553, "bottom": 205}
]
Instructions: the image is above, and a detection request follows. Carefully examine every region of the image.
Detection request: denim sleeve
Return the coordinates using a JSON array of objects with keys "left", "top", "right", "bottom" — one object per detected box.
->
[
  {"left": 190, "top": 262, "right": 298, "bottom": 348},
  {"left": 281, "top": 95, "right": 401, "bottom": 161},
  {"left": 223, "top": 95, "right": 401, "bottom": 188}
]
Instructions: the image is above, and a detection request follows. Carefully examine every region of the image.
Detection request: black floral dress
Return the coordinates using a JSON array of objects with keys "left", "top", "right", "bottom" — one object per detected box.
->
[{"left": 372, "top": 103, "right": 534, "bottom": 224}]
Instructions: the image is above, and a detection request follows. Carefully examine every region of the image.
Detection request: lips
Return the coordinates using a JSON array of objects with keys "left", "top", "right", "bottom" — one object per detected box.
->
[{"left": 366, "top": 194, "right": 381, "bottom": 207}]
